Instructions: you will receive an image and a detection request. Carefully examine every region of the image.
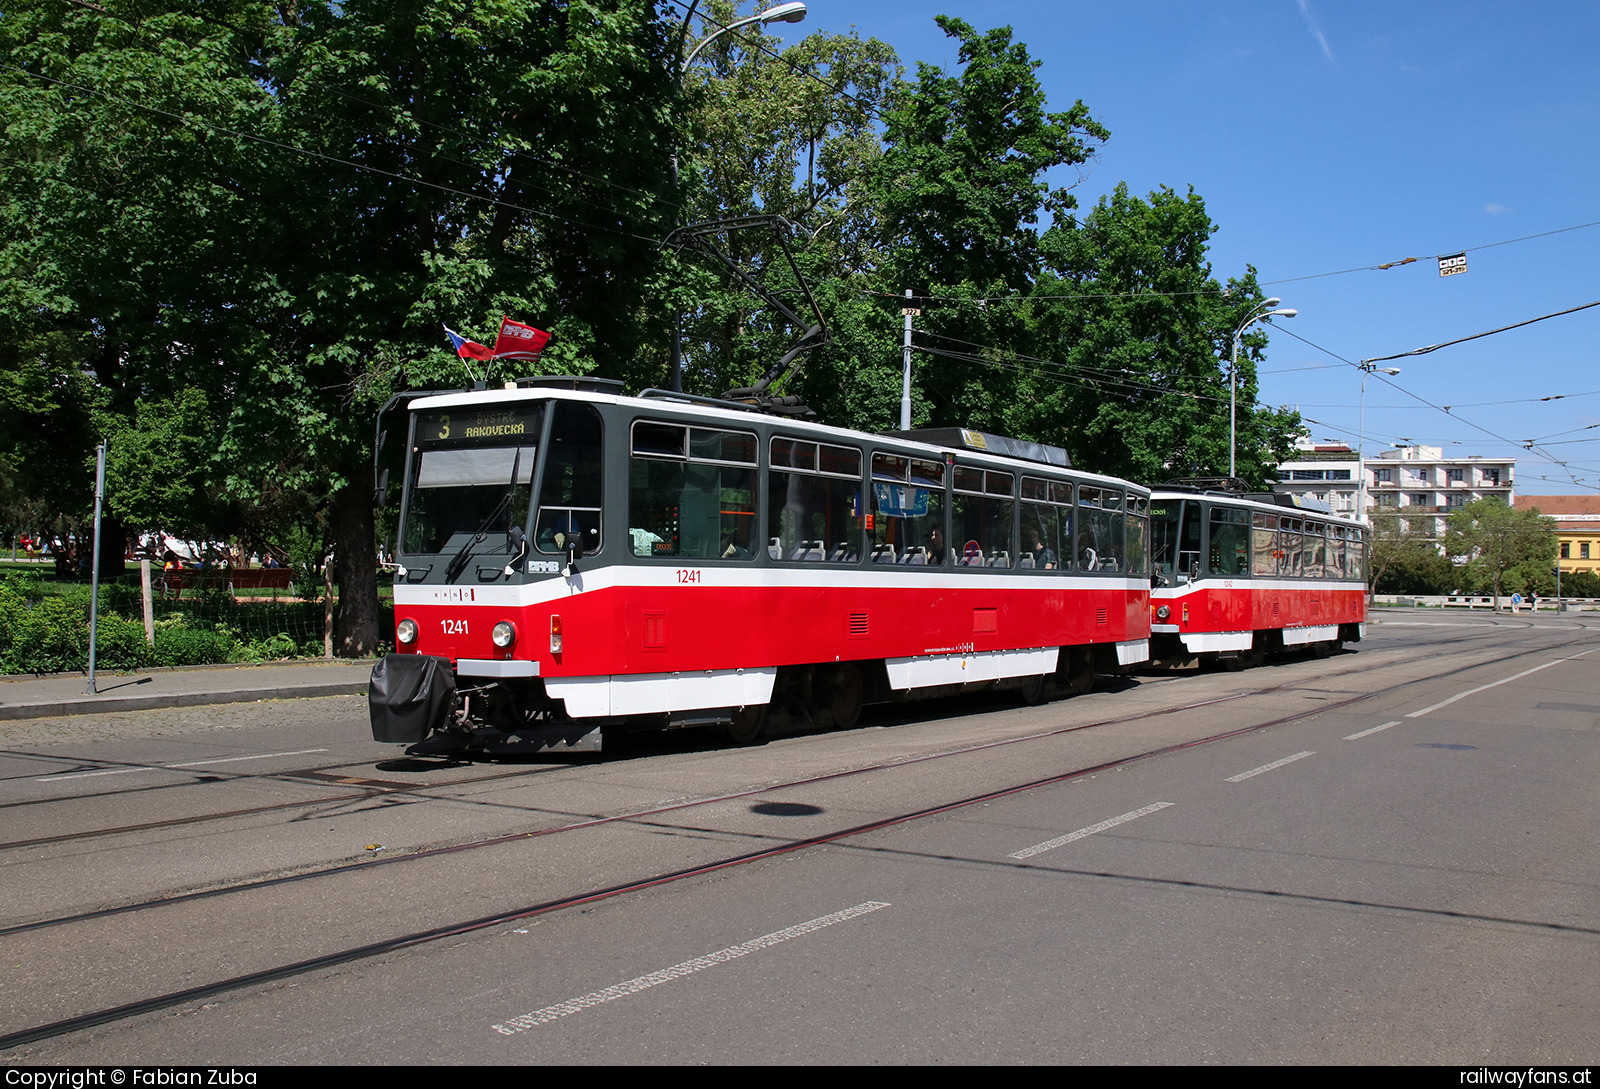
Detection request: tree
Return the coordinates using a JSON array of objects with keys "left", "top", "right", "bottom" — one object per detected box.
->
[
  {"left": 1, "top": 0, "right": 679, "bottom": 652},
  {"left": 1368, "top": 512, "right": 1456, "bottom": 595},
  {"left": 1445, "top": 499, "right": 1557, "bottom": 604}
]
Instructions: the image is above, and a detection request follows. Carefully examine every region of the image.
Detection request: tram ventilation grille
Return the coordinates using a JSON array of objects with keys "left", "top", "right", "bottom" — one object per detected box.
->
[
  {"left": 1095, "top": 607, "right": 1108, "bottom": 626},
  {"left": 848, "top": 613, "right": 869, "bottom": 638}
]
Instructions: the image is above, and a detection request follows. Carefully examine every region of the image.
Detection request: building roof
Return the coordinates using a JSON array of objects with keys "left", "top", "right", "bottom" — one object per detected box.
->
[{"left": 1515, "top": 495, "right": 1600, "bottom": 517}]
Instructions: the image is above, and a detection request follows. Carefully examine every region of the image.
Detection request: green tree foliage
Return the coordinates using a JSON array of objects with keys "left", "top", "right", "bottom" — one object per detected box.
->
[
  {"left": 0, "top": 0, "right": 678, "bottom": 653},
  {"left": 1368, "top": 512, "right": 1457, "bottom": 595},
  {"left": 1445, "top": 498, "right": 1557, "bottom": 603}
]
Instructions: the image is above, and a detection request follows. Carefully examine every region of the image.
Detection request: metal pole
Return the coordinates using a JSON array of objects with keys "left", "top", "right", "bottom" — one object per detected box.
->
[
  {"left": 86, "top": 441, "right": 106, "bottom": 695},
  {"left": 1229, "top": 334, "right": 1239, "bottom": 478},
  {"left": 900, "top": 289, "right": 914, "bottom": 431}
]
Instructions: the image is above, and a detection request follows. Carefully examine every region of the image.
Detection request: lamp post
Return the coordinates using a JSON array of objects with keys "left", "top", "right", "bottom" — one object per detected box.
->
[
  {"left": 1230, "top": 298, "right": 1296, "bottom": 478},
  {"left": 1356, "top": 362, "right": 1401, "bottom": 523},
  {"left": 670, "top": 3, "right": 808, "bottom": 392}
]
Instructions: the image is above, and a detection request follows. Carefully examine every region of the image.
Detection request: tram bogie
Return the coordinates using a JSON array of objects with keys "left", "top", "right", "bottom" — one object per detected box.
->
[{"left": 368, "top": 381, "right": 1153, "bottom": 755}]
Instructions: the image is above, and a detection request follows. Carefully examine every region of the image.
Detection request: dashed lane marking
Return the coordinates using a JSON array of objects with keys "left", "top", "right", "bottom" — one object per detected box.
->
[
  {"left": 1008, "top": 801, "right": 1174, "bottom": 860},
  {"left": 490, "top": 901, "right": 890, "bottom": 1034},
  {"left": 33, "top": 748, "right": 330, "bottom": 782},
  {"left": 1225, "top": 751, "right": 1316, "bottom": 782},
  {"left": 1345, "top": 721, "right": 1402, "bottom": 741}
]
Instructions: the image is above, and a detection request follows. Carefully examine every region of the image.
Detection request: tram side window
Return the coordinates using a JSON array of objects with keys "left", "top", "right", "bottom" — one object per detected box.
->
[
  {"left": 1126, "top": 494, "right": 1149, "bottom": 576},
  {"left": 953, "top": 467, "right": 1016, "bottom": 568},
  {"left": 768, "top": 438, "right": 862, "bottom": 562},
  {"left": 535, "top": 402, "right": 603, "bottom": 556},
  {"left": 1208, "top": 507, "right": 1251, "bottom": 577},
  {"left": 1281, "top": 518, "right": 1304, "bottom": 577},
  {"left": 869, "top": 453, "right": 945, "bottom": 565},
  {"left": 1020, "top": 477, "right": 1070, "bottom": 570},
  {"left": 1251, "top": 512, "right": 1278, "bottom": 576},
  {"left": 1077, "top": 487, "right": 1125, "bottom": 572},
  {"left": 1330, "top": 527, "right": 1347, "bottom": 579},
  {"left": 628, "top": 422, "right": 758, "bottom": 559},
  {"left": 1304, "top": 522, "right": 1326, "bottom": 578}
]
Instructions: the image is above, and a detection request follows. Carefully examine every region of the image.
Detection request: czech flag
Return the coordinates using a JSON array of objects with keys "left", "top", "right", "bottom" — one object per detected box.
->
[
  {"left": 443, "top": 325, "right": 493, "bottom": 361},
  {"left": 490, "top": 317, "right": 551, "bottom": 362}
]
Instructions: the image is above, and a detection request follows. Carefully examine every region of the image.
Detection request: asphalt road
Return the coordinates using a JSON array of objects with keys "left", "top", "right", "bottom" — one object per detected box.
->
[{"left": 2, "top": 610, "right": 1597, "bottom": 1064}]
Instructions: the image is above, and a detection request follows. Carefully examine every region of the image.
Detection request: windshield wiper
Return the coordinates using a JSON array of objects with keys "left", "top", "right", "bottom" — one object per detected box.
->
[{"left": 445, "top": 446, "right": 523, "bottom": 584}]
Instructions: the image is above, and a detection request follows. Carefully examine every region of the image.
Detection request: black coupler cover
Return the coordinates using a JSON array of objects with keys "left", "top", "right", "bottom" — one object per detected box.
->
[{"left": 369, "top": 654, "right": 457, "bottom": 743}]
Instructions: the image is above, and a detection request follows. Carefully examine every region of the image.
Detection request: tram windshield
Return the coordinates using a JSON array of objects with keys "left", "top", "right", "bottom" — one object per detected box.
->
[{"left": 401, "top": 405, "right": 541, "bottom": 558}]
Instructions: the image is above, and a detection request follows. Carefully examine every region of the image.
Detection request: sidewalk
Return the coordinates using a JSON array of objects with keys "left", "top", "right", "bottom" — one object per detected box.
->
[{"left": 0, "top": 659, "right": 374, "bottom": 721}]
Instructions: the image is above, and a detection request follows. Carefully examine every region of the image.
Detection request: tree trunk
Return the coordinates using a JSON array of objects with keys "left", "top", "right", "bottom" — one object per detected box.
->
[{"left": 332, "top": 478, "right": 380, "bottom": 657}]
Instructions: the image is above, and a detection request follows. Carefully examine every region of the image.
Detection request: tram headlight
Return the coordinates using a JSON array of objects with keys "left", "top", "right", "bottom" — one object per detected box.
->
[
  {"left": 492, "top": 621, "right": 516, "bottom": 649},
  {"left": 1155, "top": 605, "right": 1171, "bottom": 621},
  {"left": 397, "top": 618, "right": 418, "bottom": 645}
]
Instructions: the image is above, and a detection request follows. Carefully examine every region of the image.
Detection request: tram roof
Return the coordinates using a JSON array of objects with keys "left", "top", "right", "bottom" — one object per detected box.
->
[
  {"left": 1148, "top": 486, "right": 1364, "bottom": 527},
  {"left": 407, "top": 383, "right": 1148, "bottom": 493}
]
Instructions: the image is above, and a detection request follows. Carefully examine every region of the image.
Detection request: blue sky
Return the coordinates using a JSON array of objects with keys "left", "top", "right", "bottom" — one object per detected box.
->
[{"left": 762, "top": 2, "right": 1600, "bottom": 495}]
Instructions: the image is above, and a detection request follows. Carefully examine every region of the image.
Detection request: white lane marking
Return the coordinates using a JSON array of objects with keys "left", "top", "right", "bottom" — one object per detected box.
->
[
  {"left": 1404, "top": 648, "right": 1600, "bottom": 719},
  {"left": 490, "top": 901, "right": 890, "bottom": 1035},
  {"left": 1226, "top": 751, "right": 1316, "bottom": 782},
  {"left": 1345, "top": 721, "right": 1402, "bottom": 741},
  {"left": 34, "top": 748, "right": 330, "bottom": 782},
  {"left": 1008, "top": 802, "right": 1174, "bottom": 860}
]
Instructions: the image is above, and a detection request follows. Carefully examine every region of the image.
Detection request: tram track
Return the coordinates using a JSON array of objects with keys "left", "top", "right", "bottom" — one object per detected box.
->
[
  {"left": 3, "top": 623, "right": 1597, "bottom": 1052},
  {"left": 0, "top": 619, "right": 1587, "bottom": 879},
  {"left": 0, "top": 614, "right": 1567, "bottom": 854}
]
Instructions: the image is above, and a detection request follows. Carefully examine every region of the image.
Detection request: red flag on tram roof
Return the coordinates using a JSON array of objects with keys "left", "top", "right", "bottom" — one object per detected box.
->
[{"left": 490, "top": 316, "right": 551, "bottom": 361}]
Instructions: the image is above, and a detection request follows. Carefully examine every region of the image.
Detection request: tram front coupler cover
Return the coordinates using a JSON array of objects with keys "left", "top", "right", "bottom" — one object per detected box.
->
[{"left": 368, "top": 653, "right": 459, "bottom": 743}]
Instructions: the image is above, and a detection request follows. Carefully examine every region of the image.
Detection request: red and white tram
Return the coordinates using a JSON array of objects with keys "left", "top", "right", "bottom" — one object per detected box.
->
[
  {"left": 1147, "top": 487, "right": 1367, "bottom": 668},
  {"left": 369, "top": 377, "right": 1153, "bottom": 753}
]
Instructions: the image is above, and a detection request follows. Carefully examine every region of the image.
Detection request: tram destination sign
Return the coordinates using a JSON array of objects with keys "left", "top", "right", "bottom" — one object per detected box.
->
[{"left": 416, "top": 405, "right": 542, "bottom": 447}]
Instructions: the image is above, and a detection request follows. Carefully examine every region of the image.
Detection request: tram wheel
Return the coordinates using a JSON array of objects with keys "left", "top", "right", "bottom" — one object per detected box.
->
[
  {"left": 1018, "top": 673, "right": 1048, "bottom": 705},
  {"left": 1061, "top": 646, "right": 1094, "bottom": 696},
  {"left": 826, "top": 664, "right": 865, "bottom": 730},
  {"left": 724, "top": 704, "right": 769, "bottom": 746}
]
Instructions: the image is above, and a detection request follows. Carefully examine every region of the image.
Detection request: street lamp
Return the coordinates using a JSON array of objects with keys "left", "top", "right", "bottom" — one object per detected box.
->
[
  {"left": 1356, "top": 363, "right": 1401, "bottom": 523},
  {"left": 1230, "top": 297, "right": 1296, "bottom": 478},
  {"left": 670, "top": 3, "right": 808, "bottom": 392}
]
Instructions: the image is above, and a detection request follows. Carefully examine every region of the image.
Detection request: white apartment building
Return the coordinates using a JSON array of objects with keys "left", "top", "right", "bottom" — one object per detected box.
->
[{"left": 1274, "top": 442, "right": 1515, "bottom": 535}]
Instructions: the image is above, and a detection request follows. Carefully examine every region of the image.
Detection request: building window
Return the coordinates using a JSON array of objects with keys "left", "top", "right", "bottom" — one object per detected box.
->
[
  {"left": 1448, "top": 468, "right": 1464, "bottom": 482},
  {"left": 1374, "top": 468, "right": 1394, "bottom": 483},
  {"left": 1584, "top": 542, "right": 1592, "bottom": 560},
  {"left": 1483, "top": 468, "right": 1500, "bottom": 486},
  {"left": 1561, "top": 542, "right": 1571, "bottom": 559}
]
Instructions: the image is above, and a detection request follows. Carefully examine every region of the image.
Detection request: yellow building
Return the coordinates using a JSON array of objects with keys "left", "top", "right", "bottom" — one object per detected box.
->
[{"left": 1514, "top": 496, "right": 1600, "bottom": 574}]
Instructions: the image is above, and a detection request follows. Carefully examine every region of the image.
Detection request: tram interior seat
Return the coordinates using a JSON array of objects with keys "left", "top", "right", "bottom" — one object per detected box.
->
[
  {"left": 1019, "top": 552, "right": 1035, "bottom": 569},
  {"left": 827, "top": 542, "right": 849, "bottom": 562},
  {"left": 871, "top": 544, "right": 897, "bottom": 564},
  {"left": 901, "top": 546, "right": 928, "bottom": 565},
  {"left": 988, "top": 551, "right": 1010, "bottom": 568},
  {"left": 796, "top": 541, "right": 826, "bottom": 562},
  {"left": 768, "top": 537, "right": 783, "bottom": 560}
]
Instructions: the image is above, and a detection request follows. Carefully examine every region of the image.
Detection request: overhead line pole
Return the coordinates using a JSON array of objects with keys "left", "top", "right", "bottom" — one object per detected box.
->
[{"left": 900, "top": 289, "right": 916, "bottom": 430}]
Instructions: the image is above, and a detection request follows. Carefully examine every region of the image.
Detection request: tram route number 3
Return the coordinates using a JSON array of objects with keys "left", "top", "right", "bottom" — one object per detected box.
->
[
  {"left": 441, "top": 618, "right": 469, "bottom": 635},
  {"left": 677, "top": 569, "right": 702, "bottom": 584}
]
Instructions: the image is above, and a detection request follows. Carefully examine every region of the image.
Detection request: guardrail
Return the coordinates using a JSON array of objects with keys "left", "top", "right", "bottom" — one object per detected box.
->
[{"left": 1375, "top": 594, "right": 1600, "bottom": 612}]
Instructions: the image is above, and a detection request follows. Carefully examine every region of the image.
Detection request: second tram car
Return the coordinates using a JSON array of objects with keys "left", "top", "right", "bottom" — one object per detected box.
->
[
  {"left": 369, "top": 378, "right": 1153, "bottom": 753},
  {"left": 1147, "top": 487, "right": 1367, "bottom": 668}
]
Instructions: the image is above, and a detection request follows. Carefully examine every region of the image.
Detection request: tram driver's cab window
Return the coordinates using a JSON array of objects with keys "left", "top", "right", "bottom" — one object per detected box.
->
[
  {"left": 628, "top": 421, "right": 758, "bottom": 559},
  {"left": 534, "top": 402, "right": 603, "bottom": 558},
  {"left": 869, "top": 453, "right": 945, "bottom": 565}
]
